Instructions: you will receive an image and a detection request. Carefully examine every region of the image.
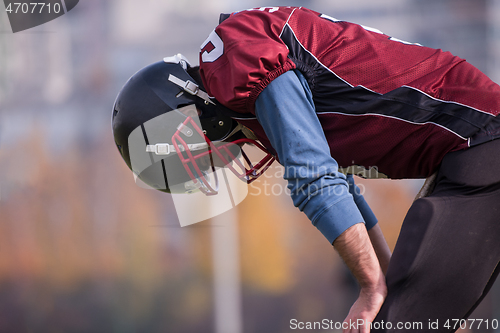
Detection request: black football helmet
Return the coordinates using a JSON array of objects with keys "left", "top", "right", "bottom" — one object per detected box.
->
[{"left": 112, "top": 54, "right": 274, "bottom": 195}]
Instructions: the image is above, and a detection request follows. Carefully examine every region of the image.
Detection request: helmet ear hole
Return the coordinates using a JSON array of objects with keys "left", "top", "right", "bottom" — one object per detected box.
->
[{"left": 200, "top": 115, "right": 237, "bottom": 142}]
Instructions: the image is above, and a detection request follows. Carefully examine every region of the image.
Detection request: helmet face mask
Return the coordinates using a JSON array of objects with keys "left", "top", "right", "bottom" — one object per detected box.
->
[
  {"left": 172, "top": 117, "right": 275, "bottom": 194},
  {"left": 138, "top": 105, "right": 275, "bottom": 195},
  {"left": 112, "top": 54, "right": 275, "bottom": 196}
]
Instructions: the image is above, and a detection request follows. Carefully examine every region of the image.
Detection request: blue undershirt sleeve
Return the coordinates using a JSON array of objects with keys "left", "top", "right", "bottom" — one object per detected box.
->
[
  {"left": 254, "top": 70, "right": 377, "bottom": 244},
  {"left": 346, "top": 174, "right": 378, "bottom": 230}
]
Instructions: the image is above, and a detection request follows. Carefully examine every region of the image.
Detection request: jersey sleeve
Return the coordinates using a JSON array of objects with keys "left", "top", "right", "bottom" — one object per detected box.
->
[{"left": 199, "top": 7, "right": 297, "bottom": 114}]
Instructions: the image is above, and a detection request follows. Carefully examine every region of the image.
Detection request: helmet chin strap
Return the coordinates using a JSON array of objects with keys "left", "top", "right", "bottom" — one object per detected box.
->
[
  {"left": 222, "top": 123, "right": 259, "bottom": 142},
  {"left": 223, "top": 123, "right": 244, "bottom": 141},
  {"left": 146, "top": 142, "right": 209, "bottom": 155},
  {"left": 168, "top": 74, "right": 215, "bottom": 105}
]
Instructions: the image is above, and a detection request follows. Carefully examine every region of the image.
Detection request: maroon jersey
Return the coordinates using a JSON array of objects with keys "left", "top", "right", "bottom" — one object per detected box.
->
[{"left": 199, "top": 6, "right": 500, "bottom": 178}]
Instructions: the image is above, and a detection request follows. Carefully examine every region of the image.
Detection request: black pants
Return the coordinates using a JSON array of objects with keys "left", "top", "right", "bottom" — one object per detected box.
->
[{"left": 372, "top": 139, "right": 500, "bottom": 332}]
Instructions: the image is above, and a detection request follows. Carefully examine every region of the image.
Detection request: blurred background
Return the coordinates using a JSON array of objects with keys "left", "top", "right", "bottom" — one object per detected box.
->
[{"left": 1, "top": 0, "right": 500, "bottom": 332}]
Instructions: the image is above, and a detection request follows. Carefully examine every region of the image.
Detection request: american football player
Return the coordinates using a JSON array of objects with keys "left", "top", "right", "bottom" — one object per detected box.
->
[{"left": 113, "top": 7, "right": 500, "bottom": 333}]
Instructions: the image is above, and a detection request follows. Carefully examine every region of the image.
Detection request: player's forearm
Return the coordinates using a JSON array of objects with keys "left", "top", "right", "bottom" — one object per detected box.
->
[
  {"left": 334, "top": 223, "right": 387, "bottom": 292},
  {"left": 335, "top": 223, "right": 387, "bottom": 331},
  {"left": 368, "top": 224, "right": 391, "bottom": 275}
]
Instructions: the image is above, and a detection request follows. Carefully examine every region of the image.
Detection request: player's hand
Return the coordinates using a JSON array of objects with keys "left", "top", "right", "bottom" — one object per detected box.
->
[{"left": 343, "top": 283, "right": 387, "bottom": 333}]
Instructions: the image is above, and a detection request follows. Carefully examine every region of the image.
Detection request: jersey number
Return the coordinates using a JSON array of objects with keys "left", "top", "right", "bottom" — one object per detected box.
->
[{"left": 201, "top": 30, "right": 224, "bottom": 63}]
